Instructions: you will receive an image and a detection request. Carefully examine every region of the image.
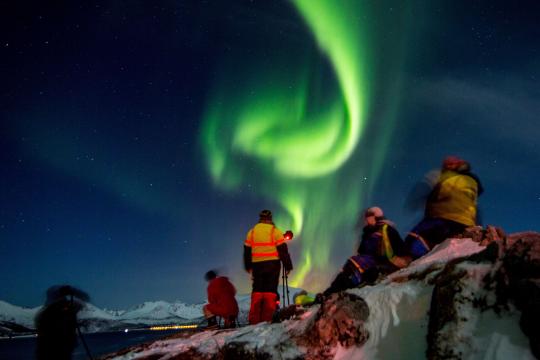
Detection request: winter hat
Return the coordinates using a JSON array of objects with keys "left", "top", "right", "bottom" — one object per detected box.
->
[
  {"left": 364, "top": 206, "right": 384, "bottom": 219},
  {"left": 259, "top": 209, "right": 272, "bottom": 221},
  {"left": 442, "top": 156, "right": 469, "bottom": 171},
  {"left": 204, "top": 270, "right": 217, "bottom": 281}
]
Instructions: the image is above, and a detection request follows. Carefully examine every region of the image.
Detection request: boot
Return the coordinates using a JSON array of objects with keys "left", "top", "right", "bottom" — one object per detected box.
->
[
  {"left": 205, "top": 316, "right": 218, "bottom": 330},
  {"left": 314, "top": 293, "right": 325, "bottom": 304},
  {"left": 223, "top": 315, "right": 237, "bottom": 329}
]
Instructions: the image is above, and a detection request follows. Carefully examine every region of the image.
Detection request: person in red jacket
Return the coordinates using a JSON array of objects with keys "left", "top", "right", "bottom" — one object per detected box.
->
[{"left": 202, "top": 270, "right": 239, "bottom": 329}]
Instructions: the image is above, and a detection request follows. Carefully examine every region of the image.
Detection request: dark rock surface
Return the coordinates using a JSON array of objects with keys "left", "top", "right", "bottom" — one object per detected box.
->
[
  {"left": 298, "top": 292, "right": 369, "bottom": 359},
  {"left": 427, "top": 228, "right": 540, "bottom": 359},
  {"left": 501, "top": 232, "right": 540, "bottom": 358}
]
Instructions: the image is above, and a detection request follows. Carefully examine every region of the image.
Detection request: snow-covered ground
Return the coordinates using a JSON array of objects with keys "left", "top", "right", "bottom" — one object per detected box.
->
[{"left": 104, "top": 237, "right": 537, "bottom": 360}]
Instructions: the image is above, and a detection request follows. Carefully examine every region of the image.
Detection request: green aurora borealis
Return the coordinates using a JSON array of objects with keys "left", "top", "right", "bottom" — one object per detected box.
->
[
  {"left": 4, "top": 0, "right": 540, "bottom": 309},
  {"left": 201, "top": 1, "right": 417, "bottom": 289}
]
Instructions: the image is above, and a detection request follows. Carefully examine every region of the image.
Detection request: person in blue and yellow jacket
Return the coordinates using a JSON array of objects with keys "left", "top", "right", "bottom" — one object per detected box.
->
[
  {"left": 244, "top": 209, "right": 293, "bottom": 324},
  {"left": 405, "top": 156, "right": 483, "bottom": 259},
  {"left": 322, "top": 207, "right": 407, "bottom": 297}
]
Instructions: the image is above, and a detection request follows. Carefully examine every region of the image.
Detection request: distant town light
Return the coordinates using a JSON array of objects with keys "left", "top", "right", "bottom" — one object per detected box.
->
[{"left": 150, "top": 324, "right": 198, "bottom": 331}]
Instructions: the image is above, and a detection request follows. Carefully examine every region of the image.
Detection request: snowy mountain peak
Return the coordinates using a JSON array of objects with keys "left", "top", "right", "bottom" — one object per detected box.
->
[{"left": 0, "top": 299, "right": 206, "bottom": 335}]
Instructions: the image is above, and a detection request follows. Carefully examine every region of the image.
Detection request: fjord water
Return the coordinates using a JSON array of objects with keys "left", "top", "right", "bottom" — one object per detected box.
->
[{"left": 0, "top": 329, "right": 180, "bottom": 360}]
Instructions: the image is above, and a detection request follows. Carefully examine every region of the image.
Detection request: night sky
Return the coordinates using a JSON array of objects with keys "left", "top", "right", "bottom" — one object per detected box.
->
[{"left": 1, "top": 1, "right": 539, "bottom": 309}]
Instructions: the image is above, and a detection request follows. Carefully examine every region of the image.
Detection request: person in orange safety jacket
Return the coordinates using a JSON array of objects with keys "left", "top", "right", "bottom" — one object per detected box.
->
[{"left": 244, "top": 209, "right": 293, "bottom": 324}]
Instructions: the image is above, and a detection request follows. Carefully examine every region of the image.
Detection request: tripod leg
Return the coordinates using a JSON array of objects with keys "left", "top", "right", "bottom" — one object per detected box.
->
[
  {"left": 285, "top": 275, "right": 290, "bottom": 306},
  {"left": 281, "top": 263, "right": 285, "bottom": 307}
]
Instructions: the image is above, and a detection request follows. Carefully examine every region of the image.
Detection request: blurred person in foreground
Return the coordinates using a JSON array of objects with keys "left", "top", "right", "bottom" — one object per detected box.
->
[{"left": 35, "top": 285, "right": 89, "bottom": 360}]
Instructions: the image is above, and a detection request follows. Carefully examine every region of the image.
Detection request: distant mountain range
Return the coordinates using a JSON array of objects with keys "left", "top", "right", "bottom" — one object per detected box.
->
[
  {"left": 0, "top": 291, "right": 300, "bottom": 336},
  {"left": 0, "top": 299, "right": 207, "bottom": 335}
]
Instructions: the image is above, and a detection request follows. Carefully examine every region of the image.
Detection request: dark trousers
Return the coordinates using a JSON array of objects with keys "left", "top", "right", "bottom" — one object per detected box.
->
[
  {"left": 249, "top": 260, "right": 281, "bottom": 324},
  {"left": 323, "top": 256, "right": 380, "bottom": 296},
  {"left": 405, "top": 217, "right": 466, "bottom": 259},
  {"left": 252, "top": 260, "right": 281, "bottom": 293}
]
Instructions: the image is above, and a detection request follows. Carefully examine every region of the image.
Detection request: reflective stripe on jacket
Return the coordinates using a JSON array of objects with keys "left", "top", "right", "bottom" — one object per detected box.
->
[
  {"left": 244, "top": 223, "right": 284, "bottom": 262},
  {"left": 359, "top": 221, "right": 405, "bottom": 261},
  {"left": 380, "top": 224, "right": 394, "bottom": 260}
]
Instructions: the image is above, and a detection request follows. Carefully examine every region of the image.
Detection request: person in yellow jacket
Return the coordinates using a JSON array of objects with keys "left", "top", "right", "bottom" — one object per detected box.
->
[
  {"left": 244, "top": 209, "right": 293, "bottom": 324},
  {"left": 405, "top": 156, "right": 483, "bottom": 259},
  {"left": 293, "top": 290, "right": 315, "bottom": 306}
]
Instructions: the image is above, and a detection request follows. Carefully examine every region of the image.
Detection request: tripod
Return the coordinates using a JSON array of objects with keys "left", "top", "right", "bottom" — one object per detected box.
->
[
  {"left": 281, "top": 262, "right": 290, "bottom": 307},
  {"left": 71, "top": 295, "right": 94, "bottom": 360}
]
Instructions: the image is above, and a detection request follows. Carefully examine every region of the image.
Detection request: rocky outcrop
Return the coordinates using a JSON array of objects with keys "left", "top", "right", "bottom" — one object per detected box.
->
[
  {"left": 426, "top": 252, "right": 492, "bottom": 359},
  {"left": 102, "top": 292, "right": 370, "bottom": 360},
  {"left": 298, "top": 292, "right": 369, "bottom": 359},
  {"left": 103, "top": 228, "right": 538, "bottom": 360},
  {"left": 427, "top": 228, "right": 540, "bottom": 359},
  {"left": 502, "top": 232, "right": 540, "bottom": 358}
]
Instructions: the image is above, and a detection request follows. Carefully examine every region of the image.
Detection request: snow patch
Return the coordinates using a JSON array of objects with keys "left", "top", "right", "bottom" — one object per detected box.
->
[
  {"left": 387, "top": 237, "right": 486, "bottom": 281},
  {"left": 351, "top": 281, "right": 431, "bottom": 359}
]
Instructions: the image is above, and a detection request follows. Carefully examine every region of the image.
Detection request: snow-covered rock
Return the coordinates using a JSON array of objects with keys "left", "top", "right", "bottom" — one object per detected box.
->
[
  {"left": 102, "top": 293, "right": 369, "bottom": 360},
  {"left": 102, "top": 228, "right": 539, "bottom": 360},
  {"left": 426, "top": 230, "right": 540, "bottom": 359}
]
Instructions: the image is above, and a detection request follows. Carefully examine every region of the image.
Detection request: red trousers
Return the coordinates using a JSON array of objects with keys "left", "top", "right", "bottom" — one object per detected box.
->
[{"left": 248, "top": 292, "right": 277, "bottom": 324}]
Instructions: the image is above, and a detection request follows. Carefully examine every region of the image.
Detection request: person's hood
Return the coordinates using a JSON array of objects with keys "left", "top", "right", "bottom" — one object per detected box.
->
[{"left": 45, "top": 285, "right": 90, "bottom": 305}]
